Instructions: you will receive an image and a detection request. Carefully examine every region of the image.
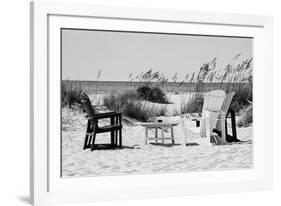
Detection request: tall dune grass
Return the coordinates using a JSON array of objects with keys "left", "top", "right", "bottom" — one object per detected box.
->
[
  {"left": 61, "top": 81, "right": 83, "bottom": 108},
  {"left": 62, "top": 55, "right": 252, "bottom": 126},
  {"left": 181, "top": 57, "right": 253, "bottom": 114},
  {"left": 237, "top": 104, "right": 252, "bottom": 127},
  {"left": 103, "top": 91, "right": 167, "bottom": 122}
]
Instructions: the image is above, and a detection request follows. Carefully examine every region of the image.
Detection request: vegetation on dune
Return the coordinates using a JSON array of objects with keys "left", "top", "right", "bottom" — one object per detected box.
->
[
  {"left": 103, "top": 70, "right": 171, "bottom": 122},
  {"left": 62, "top": 54, "right": 253, "bottom": 126},
  {"left": 136, "top": 85, "right": 169, "bottom": 104},
  {"left": 103, "top": 91, "right": 167, "bottom": 122},
  {"left": 133, "top": 69, "right": 170, "bottom": 103},
  {"left": 180, "top": 92, "right": 204, "bottom": 114},
  {"left": 61, "top": 81, "right": 83, "bottom": 108},
  {"left": 180, "top": 56, "right": 253, "bottom": 117},
  {"left": 237, "top": 104, "right": 253, "bottom": 127}
]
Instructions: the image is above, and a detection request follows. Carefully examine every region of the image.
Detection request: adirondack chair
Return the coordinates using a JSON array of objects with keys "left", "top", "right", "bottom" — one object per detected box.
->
[
  {"left": 212, "top": 92, "right": 238, "bottom": 143},
  {"left": 80, "top": 93, "right": 122, "bottom": 151},
  {"left": 192, "top": 92, "right": 238, "bottom": 143},
  {"left": 183, "top": 90, "right": 226, "bottom": 146}
]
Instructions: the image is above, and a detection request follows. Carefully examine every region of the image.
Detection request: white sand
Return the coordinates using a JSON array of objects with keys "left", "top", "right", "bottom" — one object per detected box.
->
[{"left": 62, "top": 106, "right": 252, "bottom": 177}]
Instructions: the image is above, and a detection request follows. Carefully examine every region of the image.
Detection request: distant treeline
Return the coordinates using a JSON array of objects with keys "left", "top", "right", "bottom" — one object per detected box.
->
[{"left": 62, "top": 80, "right": 251, "bottom": 95}]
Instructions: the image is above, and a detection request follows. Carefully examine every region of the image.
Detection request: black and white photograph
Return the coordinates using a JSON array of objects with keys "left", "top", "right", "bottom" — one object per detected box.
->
[{"left": 61, "top": 29, "right": 253, "bottom": 177}]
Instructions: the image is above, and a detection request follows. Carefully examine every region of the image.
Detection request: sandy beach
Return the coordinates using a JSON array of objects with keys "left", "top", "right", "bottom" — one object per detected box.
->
[{"left": 61, "top": 101, "right": 253, "bottom": 177}]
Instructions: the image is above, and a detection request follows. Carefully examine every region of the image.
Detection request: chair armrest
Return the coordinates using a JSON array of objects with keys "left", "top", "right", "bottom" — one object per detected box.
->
[
  {"left": 190, "top": 110, "right": 225, "bottom": 127},
  {"left": 191, "top": 110, "right": 225, "bottom": 119},
  {"left": 87, "top": 112, "right": 122, "bottom": 119},
  {"left": 203, "top": 110, "right": 226, "bottom": 120}
]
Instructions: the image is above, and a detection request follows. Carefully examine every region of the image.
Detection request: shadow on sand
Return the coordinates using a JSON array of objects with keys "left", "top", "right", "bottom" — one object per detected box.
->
[
  {"left": 185, "top": 140, "right": 252, "bottom": 147},
  {"left": 90, "top": 144, "right": 138, "bottom": 150},
  {"left": 185, "top": 143, "right": 200, "bottom": 146},
  {"left": 229, "top": 140, "right": 252, "bottom": 145},
  {"left": 211, "top": 139, "right": 252, "bottom": 146},
  {"left": 149, "top": 143, "right": 182, "bottom": 147}
]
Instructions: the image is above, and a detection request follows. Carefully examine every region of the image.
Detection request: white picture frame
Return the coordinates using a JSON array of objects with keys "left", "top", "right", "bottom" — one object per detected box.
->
[{"left": 30, "top": 0, "right": 273, "bottom": 205}]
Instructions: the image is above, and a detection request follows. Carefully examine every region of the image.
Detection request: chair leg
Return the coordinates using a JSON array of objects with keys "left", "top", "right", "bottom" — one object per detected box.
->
[
  {"left": 220, "top": 118, "right": 226, "bottom": 142},
  {"left": 225, "top": 119, "right": 228, "bottom": 141},
  {"left": 87, "top": 135, "right": 93, "bottom": 148},
  {"left": 83, "top": 134, "right": 89, "bottom": 150},
  {"left": 230, "top": 110, "right": 237, "bottom": 141},
  {"left": 110, "top": 116, "right": 115, "bottom": 146},
  {"left": 114, "top": 131, "right": 117, "bottom": 146},
  {"left": 112, "top": 131, "right": 115, "bottom": 146},
  {"left": 83, "top": 121, "right": 91, "bottom": 149},
  {"left": 161, "top": 127, "right": 165, "bottom": 144},
  {"left": 114, "top": 130, "right": 118, "bottom": 147},
  {"left": 115, "top": 131, "right": 117, "bottom": 146},
  {"left": 119, "top": 129, "right": 122, "bottom": 147},
  {"left": 155, "top": 128, "right": 158, "bottom": 143},
  {"left": 110, "top": 131, "right": 114, "bottom": 146},
  {"left": 171, "top": 127, "right": 175, "bottom": 144},
  {"left": 145, "top": 127, "right": 148, "bottom": 144},
  {"left": 91, "top": 133, "right": 96, "bottom": 151}
]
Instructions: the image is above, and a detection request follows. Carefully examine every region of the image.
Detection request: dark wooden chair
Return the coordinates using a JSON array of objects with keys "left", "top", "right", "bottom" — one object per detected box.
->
[{"left": 80, "top": 93, "right": 122, "bottom": 151}]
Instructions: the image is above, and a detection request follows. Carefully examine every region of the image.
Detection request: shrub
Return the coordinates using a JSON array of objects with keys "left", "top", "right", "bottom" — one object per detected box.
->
[
  {"left": 103, "top": 91, "right": 137, "bottom": 111},
  {"left": 136, "top": 85, "right": 169, "bottom": 103},
  {"left": 103, "top": 91, "right": 167, "bottom": 122},
  {"left": 237, "top": 104, "right": 252, "bottom": 127},
  {"left": 123, "top": 101, "right": 152, "bottom": 122},
  {"left": 229, "top": 83, "right": 252, "bottom": 112},
  {"left": 136, "top": 85, "right": 151, "bottom": 99},
  {"left": 103, "top": 94, "right": 120, "bottom": 111},
  {"left": 61, "top": 82, "right": 83, "bottom": 108}
]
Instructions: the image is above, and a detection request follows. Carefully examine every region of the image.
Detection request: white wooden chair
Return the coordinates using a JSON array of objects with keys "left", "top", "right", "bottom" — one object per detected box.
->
[
  {"left": 214, "top": 92, "right": 235, "bottom": 142},
  {"left": 190, "top": 91, "right": 236, "bottom": 144},
  {"left": 182, "top": 90, "right": 226, "bottom": 146}
]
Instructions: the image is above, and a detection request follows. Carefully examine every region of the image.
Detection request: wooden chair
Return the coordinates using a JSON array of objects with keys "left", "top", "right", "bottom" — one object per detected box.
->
[
  {"left": 183, "top": 90, "right": 226, "bottom": 146},
  {"left": 212, "top": 92, "right": 239, "bottom": 142},
  {"left": 192, "top": 92, "right": 239, "bottom": 143},
  {"left": 80, "top": 93, "right": 122, "bottom": 151}
]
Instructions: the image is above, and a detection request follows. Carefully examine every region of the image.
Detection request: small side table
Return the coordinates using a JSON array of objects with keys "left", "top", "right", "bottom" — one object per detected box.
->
[{"left": 140, "top": 122, "right": 179, "bottom": 144}]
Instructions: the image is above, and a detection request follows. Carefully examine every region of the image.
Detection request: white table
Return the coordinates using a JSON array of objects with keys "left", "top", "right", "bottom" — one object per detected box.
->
[{"left": 140, "top": 122, "right": 180, "bottom": 144}]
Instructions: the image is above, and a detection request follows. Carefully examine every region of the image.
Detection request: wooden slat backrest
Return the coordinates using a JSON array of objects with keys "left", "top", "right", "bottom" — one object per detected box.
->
[
  {"left": 215, "top": 91, "right": 235, "bottom": 131},
  {"left": 221, "top": 92, "right": 235, "bottom": 114},
  {"left": 202, "top": 90, "right": 226, "bottom": 112},
  {"left": 80, "top": 93, "right": 95, "bottom": 118},
  {"left": 200, "top": 90, "right": 226, "bottom": 137}
]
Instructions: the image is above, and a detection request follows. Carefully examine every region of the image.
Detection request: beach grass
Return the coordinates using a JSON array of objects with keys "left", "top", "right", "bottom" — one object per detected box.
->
[
  {"left": 62, "top": 55, "right": 253, "bottom": 126},
  {"left": 103, "top": 91, "right": 167, "bottom": 122},
  {"left": 61, "top": 81, "right": 83, "bottom": 108}
]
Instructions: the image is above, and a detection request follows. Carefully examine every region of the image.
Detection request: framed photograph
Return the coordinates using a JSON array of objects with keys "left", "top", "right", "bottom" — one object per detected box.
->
[{"left": 30, "top": 1, "right": 273, "bottom": 205}]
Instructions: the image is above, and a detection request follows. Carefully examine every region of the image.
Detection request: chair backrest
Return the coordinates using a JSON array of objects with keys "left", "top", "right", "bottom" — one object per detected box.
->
[
  {"left": 215, "top": 91, "right": 235, "bottom": 130},
  {"left": 221, "top": 91, "right": 235, "bottom": 114},
  {"left": 80, "top": 93, "right": 95, "bottom": 118},
  {"left": 200, "top": 90, "right": 226, "bottom": 137},
  {"left": 202, "top": 90, "right": 226, "bottom": 112}
]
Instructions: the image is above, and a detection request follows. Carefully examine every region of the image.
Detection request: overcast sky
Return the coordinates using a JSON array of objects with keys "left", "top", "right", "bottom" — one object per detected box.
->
[{"left": 62, "top": 29, "right": 252, "bottom": 81}]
